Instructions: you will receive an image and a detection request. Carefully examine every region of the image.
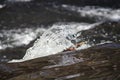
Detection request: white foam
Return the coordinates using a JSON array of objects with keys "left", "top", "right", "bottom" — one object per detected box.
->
[
  {"left": 0, "top": 28, "right": 45, "bottom": 50},
  {"left": 9, "top": 22, "right": 101, "bottom": 62},
  {"left": 0, "top": 4, "right": 6, "bottom": 9},
  {"left": 61, "top": 5, "right": 120, "bottom": 21},
  {"left": 76, "top": 43, "right": 91, "bottom": 50}
]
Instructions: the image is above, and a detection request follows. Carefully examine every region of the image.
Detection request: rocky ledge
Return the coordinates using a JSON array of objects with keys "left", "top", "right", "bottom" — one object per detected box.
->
[{"left": 0, "top": 43, "right": 120, "bottom": 80}]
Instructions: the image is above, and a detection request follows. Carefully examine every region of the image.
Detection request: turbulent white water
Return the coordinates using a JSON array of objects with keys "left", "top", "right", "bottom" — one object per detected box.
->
[
  {"left": 7, "top": 5, "right": 120, "bottom": 63},
  {"left": 0, "top": 28, "right": 45, "bottom": 50},
  {"left": 0, "top": 4, "right": 6, "bottom": 9},
  {"left": 61, "top": 5, "right": 120, "bottom": 21},
  {"left": 9, "top": 22, "right": 102, "bottom": 62}
]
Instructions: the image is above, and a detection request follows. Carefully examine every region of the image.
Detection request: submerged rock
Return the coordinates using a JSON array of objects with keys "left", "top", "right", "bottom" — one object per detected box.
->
[{"left": 0, "top": 43, "right": 120, "bottom": 80}]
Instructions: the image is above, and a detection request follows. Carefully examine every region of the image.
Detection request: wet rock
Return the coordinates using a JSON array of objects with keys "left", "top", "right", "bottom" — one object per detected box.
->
[
  {"left": 0, "top": 43, "right": 120, "bottom": 80},
  {"left": 76, "top": 21, "right": 120, "bottom": 45}
]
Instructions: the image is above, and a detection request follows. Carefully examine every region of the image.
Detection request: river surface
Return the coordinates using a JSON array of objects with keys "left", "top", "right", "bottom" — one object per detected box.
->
[{"left": 0, "top": 0, "right": 120, "bottom": 62}]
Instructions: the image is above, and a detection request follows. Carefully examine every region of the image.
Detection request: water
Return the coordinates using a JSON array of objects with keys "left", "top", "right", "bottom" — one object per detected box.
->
[
  {"left": 0, "top": 28, "right": 45, "bottom": 49},
  {"left": 0, "top": 1, "right": 120, "bottom": 62},
  {"left": 60, "top": 5, "right": 120, "bottom": 21},
  {"left": 7, "top": 0, "right": 33, "bottom": 2},
  {"left": 10, "top": 22, "right": 101, "bottom": 62}
]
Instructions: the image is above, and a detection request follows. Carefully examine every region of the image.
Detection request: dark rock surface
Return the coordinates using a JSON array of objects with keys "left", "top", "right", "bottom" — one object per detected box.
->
[
  {"left": 0, "top": 43, "right": 120, "bottom": 80},
  {"left": 76, "top": 21, "right": 120, "bottom": 45},
  {"left": 34, "top": 0, "right": 120, "bottom": 8}
]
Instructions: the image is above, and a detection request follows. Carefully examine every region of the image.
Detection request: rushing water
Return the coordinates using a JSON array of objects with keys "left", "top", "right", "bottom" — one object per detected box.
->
[
  {"left": 10, "top": 22, "right": 102, "bottom": 62},
  {"left": 60, "top": 5, "right": 120, "bottom": 21},
  {"left": 0, "top": 28, "right": 45, "bottom": 50},
  {"left": 0, "top": 0, "right": 120, "bottom": 62}
]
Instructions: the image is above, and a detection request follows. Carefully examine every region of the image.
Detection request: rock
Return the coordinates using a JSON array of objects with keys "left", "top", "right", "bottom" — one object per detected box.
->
[
  {"left": 0, "top": 43, "right": 120, "bottom": 80},
  {"left": 76, "top": 21, "right": 120, "bottom": 45}
]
